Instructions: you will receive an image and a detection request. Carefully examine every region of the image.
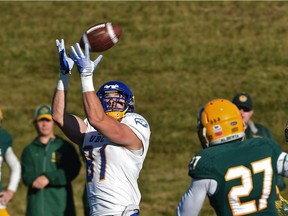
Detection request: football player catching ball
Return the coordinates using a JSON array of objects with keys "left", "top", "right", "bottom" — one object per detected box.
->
[{"left": 52, "top": 39, "right": 151, "bottom": 216}]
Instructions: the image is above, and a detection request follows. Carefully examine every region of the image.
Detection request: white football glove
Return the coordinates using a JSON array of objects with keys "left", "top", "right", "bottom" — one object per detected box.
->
[
  {"left": 56, "top": 39, "right": 74, "bottom": 74},
  {"left": 69, "top": 43, "right": 103, "bottom": 77}
]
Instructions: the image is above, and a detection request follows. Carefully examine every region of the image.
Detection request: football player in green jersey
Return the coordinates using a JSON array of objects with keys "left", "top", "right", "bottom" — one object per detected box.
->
[
  {"left": 0, "top": 107, "right": 21, "bottom": 216},
  {"left": 177, "top": 98, "right": 288, "bottom": 216}
]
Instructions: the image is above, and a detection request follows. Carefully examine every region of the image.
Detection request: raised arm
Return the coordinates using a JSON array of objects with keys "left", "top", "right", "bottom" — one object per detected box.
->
[
  {"left": 52, "top": 39, "right": 87, "bottom": 146},
  {"left": 69, "top": 43, "right": 142, "bottom": 150}
]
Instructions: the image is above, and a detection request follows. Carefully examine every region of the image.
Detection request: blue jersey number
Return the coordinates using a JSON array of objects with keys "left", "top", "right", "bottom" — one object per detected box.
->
[{"left": 83, "top": 145, "right": 107, "bottom": 183}]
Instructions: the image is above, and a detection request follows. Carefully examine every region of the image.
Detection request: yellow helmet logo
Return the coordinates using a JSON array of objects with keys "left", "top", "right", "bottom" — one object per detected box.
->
[{"left": 239, "top": 95, "right": 248, "bottom": 102}]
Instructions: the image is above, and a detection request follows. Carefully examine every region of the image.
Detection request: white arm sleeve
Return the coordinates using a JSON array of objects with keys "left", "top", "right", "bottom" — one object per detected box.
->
[
  {"left": 277, "top": 152, "right": 288, "bottom": 176},
  {"left": 176, "top": 178, "right": 217, "bottom": 216},
  {"left": 4, "top": 147, "right": 21, "bottom": 192}
]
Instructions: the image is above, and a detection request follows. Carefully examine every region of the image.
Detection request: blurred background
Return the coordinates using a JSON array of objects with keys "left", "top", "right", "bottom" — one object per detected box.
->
[{"left": 1, "top": 2, "right": 288, "bottom": 215}]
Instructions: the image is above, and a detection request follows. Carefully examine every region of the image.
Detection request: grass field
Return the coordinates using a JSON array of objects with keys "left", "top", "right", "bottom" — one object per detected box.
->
[{"left": 2, "top": 2, "right": 288, "bottom": 216}]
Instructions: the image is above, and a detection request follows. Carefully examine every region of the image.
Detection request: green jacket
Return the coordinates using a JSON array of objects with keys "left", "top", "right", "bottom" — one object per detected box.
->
[
  {"left": 245, "top": 120, "right": 274, "bottom": 139},
  {"left": 21, "top": 136, "right": 81, "bottom": 216}
]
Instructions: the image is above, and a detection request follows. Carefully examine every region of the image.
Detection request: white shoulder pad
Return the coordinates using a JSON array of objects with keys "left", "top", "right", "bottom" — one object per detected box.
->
[{"left": 121, "top": 113, "right": 151, "bottom": 153}]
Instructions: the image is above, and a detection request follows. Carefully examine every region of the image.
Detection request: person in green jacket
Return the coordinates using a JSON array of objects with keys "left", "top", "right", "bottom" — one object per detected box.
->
[
  {"left": 232, "top": 92, "right": 286, "bottom": 191},
  {"left": 21, "top": 104, "right": 81, "bottom": 216}
]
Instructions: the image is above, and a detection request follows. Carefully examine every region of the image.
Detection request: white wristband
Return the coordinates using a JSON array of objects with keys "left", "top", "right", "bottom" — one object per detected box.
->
[
  {"left": 80, "top": 76, "right": 95, "bottom": 92},
  {"left": 56, "top": 73, "right": 70, "bottom": 91}
]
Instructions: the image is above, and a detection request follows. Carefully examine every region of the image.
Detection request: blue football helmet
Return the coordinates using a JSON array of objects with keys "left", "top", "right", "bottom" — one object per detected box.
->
[{"left": 97, "top": 81, "right": 135, "bottom": 120}]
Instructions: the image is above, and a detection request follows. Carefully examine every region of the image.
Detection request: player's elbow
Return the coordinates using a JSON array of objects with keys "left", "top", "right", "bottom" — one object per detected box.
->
[
  {"left": 86, "top": 113, "right": 107, "bottom": 127},
  {"left": 51, "top": 109, "right": 64, "bottom": 127},
  {"left": 87, "top": 118, "right": 103, "bottom": 128}
]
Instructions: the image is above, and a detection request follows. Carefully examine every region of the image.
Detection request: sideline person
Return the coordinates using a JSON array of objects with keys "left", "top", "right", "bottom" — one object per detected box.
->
[
  {"left": 52, "top": 39, "right": 151, "bottom": 216},
  {"left": 177, "top": 98, "right": 288, "bottom": 216},
  {"left": 0, "top": 107, "right": 21, "bottom": 216},
  {"left": 232, "top": 92, "right": 286, "bottom": 191},
  {"left": 232, "top": 92, "right": 274, "bottom": 139},
  {"left": 21, "top": 104, "right": 81, "bottom": 216}
]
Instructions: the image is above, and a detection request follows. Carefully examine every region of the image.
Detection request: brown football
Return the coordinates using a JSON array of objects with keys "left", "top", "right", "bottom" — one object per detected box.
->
[{"left": 79, "top": 22, "right": 122, "bottom": 52}]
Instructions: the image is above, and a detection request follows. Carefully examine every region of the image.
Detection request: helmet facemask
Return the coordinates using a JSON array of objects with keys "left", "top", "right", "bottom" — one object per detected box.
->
[
  {"left": 101, "top": 92, "right": 131, "bottom": 120},
  {"left": 197, "top": 107, "right": 209, "bottom": 149},
  {"left": 97, "top": 81, "right": 135, "bottom": 121}
]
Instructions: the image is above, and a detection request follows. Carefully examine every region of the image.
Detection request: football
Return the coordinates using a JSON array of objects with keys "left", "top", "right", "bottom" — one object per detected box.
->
[{"left": 79, "top": 22, "right": 122, "bottom": 52}]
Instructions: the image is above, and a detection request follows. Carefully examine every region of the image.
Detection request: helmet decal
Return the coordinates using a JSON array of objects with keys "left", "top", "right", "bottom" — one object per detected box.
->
[
  {"left": 103, "top": 84, "right": 120, "bottom": 90},
  {"left": 213, "top": 125, "right": 223, "bottom": 137}
]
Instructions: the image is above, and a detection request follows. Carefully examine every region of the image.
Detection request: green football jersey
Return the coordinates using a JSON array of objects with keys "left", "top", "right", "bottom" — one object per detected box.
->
[
  {"left": 0, "top": 128, "right": 13, "bottom": 192},
  {"left": 189, "top": 138, "right": 282, "bottom": 216}
]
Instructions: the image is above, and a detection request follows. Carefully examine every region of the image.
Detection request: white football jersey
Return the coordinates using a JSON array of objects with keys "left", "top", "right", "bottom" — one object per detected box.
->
[{"left": 82, "top": 113, "right": 151, "bottom": 216}]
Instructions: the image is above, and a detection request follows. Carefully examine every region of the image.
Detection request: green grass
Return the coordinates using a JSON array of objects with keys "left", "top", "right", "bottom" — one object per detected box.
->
[{"left": 1, "top": 2, "right": 288, "bottom": 216}]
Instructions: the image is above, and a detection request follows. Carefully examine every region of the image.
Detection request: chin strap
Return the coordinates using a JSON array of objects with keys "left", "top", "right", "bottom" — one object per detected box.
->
[
  {"left": 105, "top": 107, "right": 129, "bottom": 120},
  {"left": 106, "top": 111, "right": 124, "bottom": 120}
]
